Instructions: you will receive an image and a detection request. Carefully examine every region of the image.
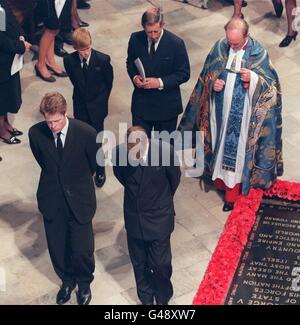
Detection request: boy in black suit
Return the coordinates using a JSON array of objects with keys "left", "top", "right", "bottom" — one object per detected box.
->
[
  {"left": 113, "top": 126, "right": 181, "bottom": 305},
  {"left": 63, "top": 28, "right": 113, "bottom": 187},
  {"left": 29, "top": 92, "right": 97, "bottom": 305}
]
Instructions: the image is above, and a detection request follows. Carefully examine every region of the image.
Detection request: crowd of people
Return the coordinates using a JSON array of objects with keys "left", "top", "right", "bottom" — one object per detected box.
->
[
  {"left": 182, "top": 0, "right": 298, "bottom": 47},
  {"left": 0, "top": 0, "right": 92, "bottom": 147},
  {"left": 0, "top": 0, "right": 290, "bottom": 305}
]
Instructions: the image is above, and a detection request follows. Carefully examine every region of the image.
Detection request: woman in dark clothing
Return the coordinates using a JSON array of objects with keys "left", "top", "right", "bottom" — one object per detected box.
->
[
  {"left": 6, "top": 0, "right": 36, "bottom": 42},
  {"left": 0, "top": 0, "right": 31, "bottom": 144},
  {"left": 274, "top": 0, "right": 298, "bottom": 47},
  {"left": 34, "top": 0, "right": 68, "bottom": 82}
]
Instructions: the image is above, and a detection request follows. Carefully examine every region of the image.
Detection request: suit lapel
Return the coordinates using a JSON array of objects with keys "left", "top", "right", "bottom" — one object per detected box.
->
[
  {"left": 141, "top": 32, "right": 153, "bottom": 72},
  {"left": 142, "top": 32, "right": 149, "bottom": 56},
  {"left": 139, "top": 142, "right": 153, "bottom": 192},
  {"left": 150, "top": 31, "right": 167, "bottom": 71},
  {"left": 153, "top": 30, "right": 166, "bottom": 58},
  {"left": 86, "top": 49, "right": 95, "bottom": 86},
  {"left": 125, "top": 154, "right": 144, "bottom": 185},
  {"left": 74, "top": 53, "right": 86, "bottom": 89},
  {"left": 61, "top": 119, "right": 76, "bottom": 165},
  {"left": 43, "top": 124, "right": 61, "bottom": 165},
  {"left": 143, "top": 30, "right": 168, "bottom": 74}
]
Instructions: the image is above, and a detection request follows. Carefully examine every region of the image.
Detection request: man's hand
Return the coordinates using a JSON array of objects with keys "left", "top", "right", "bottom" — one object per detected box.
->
[
  {"left": 143, "top": 78, "right": 160, "bottom": 89},
  {"left": 213, "top": 79, "right": 225, "bottom": 92},
  {"left": 133, "top": 75, "right": 145, "bottom": 88},
  {"left": 240, "top": 68, "right": 251, "bottom": 83}
]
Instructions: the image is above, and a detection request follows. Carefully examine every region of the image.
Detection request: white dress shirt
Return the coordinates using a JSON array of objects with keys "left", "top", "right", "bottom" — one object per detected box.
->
[
  {"left": 147, "top": 29, "right": 164, "bottom": 53},
  {"left": 52, "top": 117, "right": 69, "bottom": 148},
  {"left": 148, "top": 30, "right": 164, "bottom": 90},
  {"left": 79, "top": 52, "right": 92, "bottom": 68}
]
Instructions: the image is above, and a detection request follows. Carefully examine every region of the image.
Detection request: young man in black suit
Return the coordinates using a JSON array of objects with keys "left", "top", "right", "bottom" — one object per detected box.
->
[
  {"left": 126, "top": 7, "right": 190, "bottom": 138},
  {"left": 63, "top": 28, "right": 113, "bottom": 188},
  {"left": 29, "top": 92, "right": 97, "bottom": 305},
  {"left": 113, "top": 126, "right": 181, "bottom": 305}
]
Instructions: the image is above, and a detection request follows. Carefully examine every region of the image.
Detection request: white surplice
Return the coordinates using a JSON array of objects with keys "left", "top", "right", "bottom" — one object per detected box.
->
[{"left": 210, "top": 46, "right": 259, "bottom": 189}]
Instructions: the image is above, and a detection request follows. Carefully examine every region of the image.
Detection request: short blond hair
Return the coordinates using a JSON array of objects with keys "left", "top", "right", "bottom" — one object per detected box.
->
[
  {"left": 39, "top": 92, "right": 67, "bottom": 116},
  {"left": 72, "top": 28, "right": 92, "bottom": 50}
]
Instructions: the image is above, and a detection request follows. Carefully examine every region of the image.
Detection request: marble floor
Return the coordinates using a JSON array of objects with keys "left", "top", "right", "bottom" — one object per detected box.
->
[{"left": 0, "top": 0, "right": 299, "bottom": 305}]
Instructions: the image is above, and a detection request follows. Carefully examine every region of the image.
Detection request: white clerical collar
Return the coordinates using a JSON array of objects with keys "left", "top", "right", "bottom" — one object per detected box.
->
[
  {"left": 226, "top": 39, "right": 248, "bottom": 72},
  {"left": 230, "top": 38, "right": 248, "bottom": 54}
]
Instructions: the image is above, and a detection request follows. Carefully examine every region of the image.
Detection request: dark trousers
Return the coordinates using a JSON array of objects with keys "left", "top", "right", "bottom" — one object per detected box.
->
[
  {"left": 43, "top": 196, "right": 95, "bottom": 290},
  {"left": 74, "top": 108, "right": 105, "bottom": 176},
  {"left": 132, "top": 115, "right": 178, "bottom": 139},
  {"left": 127, "top": 233, "right": 173, "bottom": 305}
]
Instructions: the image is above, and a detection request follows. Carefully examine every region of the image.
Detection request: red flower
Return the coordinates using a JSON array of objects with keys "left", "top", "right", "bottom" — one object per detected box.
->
[{"left": 193, "top": 181, "right": 300, "bottom": 305}]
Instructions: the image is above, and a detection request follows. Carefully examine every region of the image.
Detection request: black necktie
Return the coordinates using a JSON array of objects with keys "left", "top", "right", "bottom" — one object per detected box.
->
[
  {"left": 56, "top": 132, "right": 63, "bottom": 160},
  {"left": 82, "top": 58, "right": 88, "bottom": 79},
  {"left": 150, "top": 41, "right": 155, "bottom": 58}
]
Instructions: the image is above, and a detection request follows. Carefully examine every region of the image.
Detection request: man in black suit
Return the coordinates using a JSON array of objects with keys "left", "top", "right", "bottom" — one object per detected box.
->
[
  {"left": 29, "top": 92, "right": 97, "bottom": 305},
  {"left": 126, "top": 7, "right": 190, "bottom": 138},
  {"left": 64, "top": 27, "right": 113, "bottom": 188},
  {"left": 113, "top": 126, "right": 181, "bottom": 305}
]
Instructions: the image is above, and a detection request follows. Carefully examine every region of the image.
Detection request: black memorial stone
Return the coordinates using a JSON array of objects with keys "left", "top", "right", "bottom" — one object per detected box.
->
[{"left": 225, "top": 198, "right": 300, "bottom": 305}]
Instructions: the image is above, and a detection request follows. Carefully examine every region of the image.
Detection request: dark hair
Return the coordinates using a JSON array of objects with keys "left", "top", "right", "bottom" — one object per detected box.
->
[
  {"left": 141, "top": 7, "right": 164, "bottom": 28},
  {"left": 39, "top": 92, "right": 67, "bottom": 116},
  {"left": 126, "top": 126, "right": 148, "bottom": 159}
]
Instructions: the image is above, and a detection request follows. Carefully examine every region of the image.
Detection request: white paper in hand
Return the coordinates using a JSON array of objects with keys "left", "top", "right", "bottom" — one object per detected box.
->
[
  {"left": 55, "top": 0, "right": 67, "bottom": 19},
  {"left": 11, "top": 54, "right": 23, "bottom": 76},
  {"left": 134, "top": 58, "right": 146, "bottom": 81}
]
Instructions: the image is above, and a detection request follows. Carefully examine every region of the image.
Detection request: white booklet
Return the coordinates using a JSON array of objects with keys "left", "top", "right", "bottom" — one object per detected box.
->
[
  {"left": 55, "top": 0, "right": 67, "bottom": 19},
  {"left": 11, "top": 54, "right": 23, "bottom": 76},
  {"left": 134, "top": 58, "right": 146, "bottom": 81}
]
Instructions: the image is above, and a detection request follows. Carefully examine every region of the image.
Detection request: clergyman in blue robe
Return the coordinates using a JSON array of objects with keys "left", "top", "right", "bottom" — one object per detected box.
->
[{"left": 178, "top": 18, "right": 283, "bottom": 211}]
